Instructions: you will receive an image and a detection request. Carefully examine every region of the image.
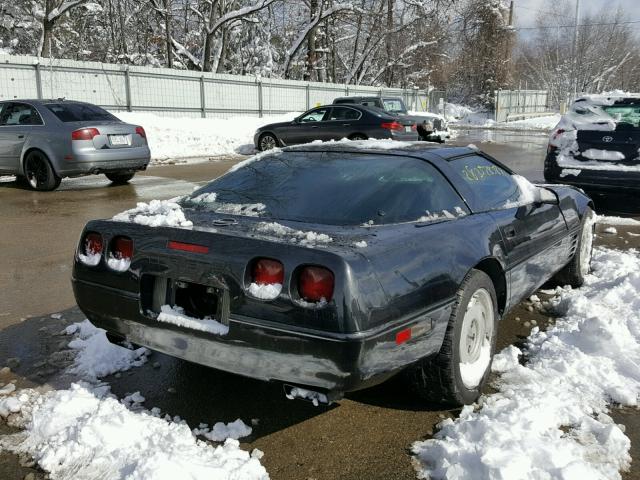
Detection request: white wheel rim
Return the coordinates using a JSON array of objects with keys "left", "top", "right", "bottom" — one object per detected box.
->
[
  {"left": 579, "top": 211, "right": 595, "bottom": 278},
  {"left": 459, "top": 288, "right": 494, "bottom": 389}
]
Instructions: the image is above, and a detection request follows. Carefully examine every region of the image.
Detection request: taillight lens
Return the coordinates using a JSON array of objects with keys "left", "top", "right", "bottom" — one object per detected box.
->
[
  {"left": 551, "top": 128, "right": 565, "bottom": 141},
  {"left": 298, "top": 266, "right": 334, "bottom": 303},
  {"left": 381, "top": 121, "right": 403, "bottom": 131},
  {"left": 411, "top": 124, "right": 418, "bottom": 131},
  {"left": 111, "top": 236, "right": 133, "bottom": 260},
  {"left": 252, "top": 258, "right": 284, "bottom": 285},
  {"left": 135, "top": 126, "right": 146, "bottom": 138},
  {"left": 72, "top": 128, "right": 100, "bottom": 141},
  {"left": 83, "top": 232, "right": 103, "bottom": 256}
]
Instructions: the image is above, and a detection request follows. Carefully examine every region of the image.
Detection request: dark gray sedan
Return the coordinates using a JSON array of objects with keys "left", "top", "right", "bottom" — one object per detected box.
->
[
  {"left": 0, "top": 100, "right": 150, "bottom": 191},
  {"left": 254, "top": 104, "right": 418, "bottom": 151}
]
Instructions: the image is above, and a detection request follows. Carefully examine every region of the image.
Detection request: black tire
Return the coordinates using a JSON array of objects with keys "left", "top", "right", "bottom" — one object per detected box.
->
[
  {"left": 23, "top": 151, "right": 61, "bottom": 191},
  {"left": 105, "top": 172, "right": 135, "bottom": 184},
  {"left": 407, "top": 269, "right": 498, "bottom": 406},
  {"left": 349, "top": 134, "right": 368, "bottom": 141},
  {"left": 553, "top": 206, "right": 595, "bottom": 288},
  {"left": 258, "top": 133, "right": 278, "bottom": 151}
]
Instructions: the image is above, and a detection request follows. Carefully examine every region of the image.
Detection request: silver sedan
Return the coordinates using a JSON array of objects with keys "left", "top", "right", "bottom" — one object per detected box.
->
[{"left": 0, "top": 100, "right": 151, "bottom": 191}]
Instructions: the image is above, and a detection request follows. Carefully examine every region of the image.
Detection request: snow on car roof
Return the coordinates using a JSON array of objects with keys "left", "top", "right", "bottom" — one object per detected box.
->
[{"left": 574, "top": 91, "right": 640, "bottom": 106}]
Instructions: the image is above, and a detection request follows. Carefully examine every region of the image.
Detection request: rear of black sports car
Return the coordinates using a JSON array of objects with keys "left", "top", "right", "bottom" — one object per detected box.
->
[{"left": 71, "top": 218, "right": 450, "bottom": 402}]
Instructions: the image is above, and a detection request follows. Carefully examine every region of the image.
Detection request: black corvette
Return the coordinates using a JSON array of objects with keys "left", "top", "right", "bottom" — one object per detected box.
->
[
  {"left": 72, "top": 142, "right": 594, "bottom": 406},
  {"left": 253, "top": 104, "right": 417, "bottom": 151}
]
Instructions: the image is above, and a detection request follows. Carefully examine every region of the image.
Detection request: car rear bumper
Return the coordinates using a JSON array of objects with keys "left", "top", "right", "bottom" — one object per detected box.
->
[
  {"left": 544, "top": 151, "right": 640, "bottom": 192},
  {"left": 72, "top": 276, "right": 450, "bottom": 397},
  {"left": 59, "top": 147, "right": 151, "bottom": 176}
]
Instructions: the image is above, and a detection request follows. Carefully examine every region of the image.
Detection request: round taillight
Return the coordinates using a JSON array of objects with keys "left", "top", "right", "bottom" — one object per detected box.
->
[
  {"left": 252, "top": 258, "right": 284, "bottom": 285},
  {"left": 111, "top": 236, "right": 133, "bottom": 259},
  {"left": 83, "top": 232, "right": 103, "bottom": 256},
  {"left": 298, "top": 266, "right": 334, "bottom": 303}
]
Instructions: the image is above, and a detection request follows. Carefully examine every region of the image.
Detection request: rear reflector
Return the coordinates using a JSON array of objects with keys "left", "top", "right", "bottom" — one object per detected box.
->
[
  {"left": 168, "top": 241, "right": 209, "bottom": 254},
  {"left": 298, "top": 266, "right": 334, "bottom": 303},
  {"left": 111, "top": 236, "right": 133, "bottom": 259},
  {"left": 72, "top": 128, "right": 100, "bottom": 141},
  {"left": 135, "top": 126, "right": 146, "bottom": 138},
  {"left": 395, "top": 328, "right": 412, "bottom": 345},
  {"left": 252, "top": 258, "right": 284, "bottom": 285}
]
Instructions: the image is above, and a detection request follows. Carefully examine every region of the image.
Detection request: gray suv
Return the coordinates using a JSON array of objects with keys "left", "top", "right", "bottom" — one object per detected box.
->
[
  {"left": 333, "top": 96, "right": 449, "bottom": 143},
  {"left": 0, "top": 100, "right": 150, "bottom": 191}
]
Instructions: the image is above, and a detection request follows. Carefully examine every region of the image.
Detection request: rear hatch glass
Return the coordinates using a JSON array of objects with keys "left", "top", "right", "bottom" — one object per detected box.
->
[
  {"left": 44, "top": 103, "right": 119, "bottom": 123},
  {"left": 183, "top": 152, "right": 467, "bottom": 226},
  {"left": 576, "top": 101, "right": 640, "bottom": 162}
]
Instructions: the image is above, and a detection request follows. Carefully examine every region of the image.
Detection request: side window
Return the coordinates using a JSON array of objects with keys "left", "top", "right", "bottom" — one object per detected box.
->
[
  {"left": 0, "top": 103, "right": 43, "bottom": 126},
  {"left": 449, "top": 155, "right": 519, "bottom": 211},
  {"left": 300, "top": 108, "right": 329, "bottom": 123},
  {"left": 329, "top": 107, "right": 360, "bottom": 121}
]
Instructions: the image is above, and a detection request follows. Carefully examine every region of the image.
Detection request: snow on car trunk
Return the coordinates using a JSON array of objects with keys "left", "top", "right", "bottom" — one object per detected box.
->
[{"left": 412, "top": 246, "right": 640, "bottom": 479}]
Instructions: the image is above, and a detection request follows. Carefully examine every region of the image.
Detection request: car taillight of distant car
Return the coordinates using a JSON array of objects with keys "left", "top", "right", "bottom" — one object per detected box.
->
[{"left": 72, "top": 128, "right": 100, "bottom": 140}]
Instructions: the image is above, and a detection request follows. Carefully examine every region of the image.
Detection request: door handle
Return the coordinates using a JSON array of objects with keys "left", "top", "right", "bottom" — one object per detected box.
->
[
  {"left": 310, "top": 125, "right": 319, "bottom": 129},
  {"left": 504, "top": 227, "right": 516, "bottom": 239},
  {"left": 342, "top": 123, "right": 352, "bottom": 126},
  {"left": 17, "top": 135, "right": 24, "bottom": 139}
]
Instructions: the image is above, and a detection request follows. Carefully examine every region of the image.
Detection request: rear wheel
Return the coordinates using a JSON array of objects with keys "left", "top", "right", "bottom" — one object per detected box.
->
[
  {"left": 554, "top": 206, "right": 595, "bottom": 287},
  {"left": 408, "top": 269, "right": 498, "bottom": 406},
  {"left": 105, "top": 172, "right": 135, "bottom": 184},
  {"left": 349, "top": 133, "right": 368, "bottom": 141},
  {"left": 258, "top": 133, "right": 278, "bottom": 151},
  {"left": 24, "top": 151, "right": 61, "bottom": 191}
]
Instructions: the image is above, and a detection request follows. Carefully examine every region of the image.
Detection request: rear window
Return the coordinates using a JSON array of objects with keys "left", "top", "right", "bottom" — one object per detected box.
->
[
  {"left": 184, "top": 152, "right": 468, "bottom": 226},
  {"left": 602, "top": 104, "right": 640, "bottom": 127},
  {"left": 382, "top": 99, "right": 407, "bottom": 114},
  {"left": 44, "top": 103, "right": 118, "bottom": 122}
]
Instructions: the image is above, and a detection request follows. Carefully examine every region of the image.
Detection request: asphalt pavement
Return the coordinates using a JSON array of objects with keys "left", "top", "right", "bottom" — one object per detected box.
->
[{"left": 0, "top": 133, "right": 638, "bottom": 480}]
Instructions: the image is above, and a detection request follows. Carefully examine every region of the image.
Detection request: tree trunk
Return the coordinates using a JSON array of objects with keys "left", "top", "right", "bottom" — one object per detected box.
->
[
  {"left": 304, "top": 0, "right": 319, "bottom": 81},
  {"left": 163, "top": 0, "right": 173, "bottom": 68},
  {"left": 40, "top": 19, "right": 54, "bottom": 57}
]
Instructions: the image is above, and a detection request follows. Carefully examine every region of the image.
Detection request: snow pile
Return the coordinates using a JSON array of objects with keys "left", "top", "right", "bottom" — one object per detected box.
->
[
  {"left": 114, "top": 111, "right": 299, "bottom": 161},
  {"left": 285, "top": 387, "right": 328, "bottom": 407},
  {"left": 503, "top": 174, "right": 541, "bottom": 208},
  {"left": 65, "top": 320, "right": 149, "bottom": 381},
  {"left": 107, "top": 255, "right": 131, "bottom": 272},
  {"left": 193, "top": 419, "right": 253, "bottom": 442},
  {"left": 0, "top": 384, "right": 268, "bottom": 480},
  {"left": 353, "top": 240, "right": 368, "bottom": 248},
  {"left": 157, "top": 305, "right": 229, "bottom": 335},
  {"left": 78, "top": 251, "right": 101, "bottom": 266},
  {"left": 187, "top": 193, "right": 267, "bottom": 217},
  {"left": 247, "top": 283, "right": 282, "bottom": 300},
  {"left": 597, "top": 215, "right": 640, "bottom": 226},
  {"left": 444, "top": 103, "right": 474, "bottom": 120},
  {"left": 582, "top": 149, "right": 626, "bottom": 161},
  {"left": 412, "top": 247, "right": 640, "bottom": 479},
  {"left": 256, "top": 222, "right": 333, "bottom": 246},
  {"left": 113, "top": 199, "right": 193, "bottom": 228}
]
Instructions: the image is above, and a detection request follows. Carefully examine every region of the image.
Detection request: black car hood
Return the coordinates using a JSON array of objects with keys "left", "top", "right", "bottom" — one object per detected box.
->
[{"left": 258, "top": 120, "right": 295, "bottom": 131}]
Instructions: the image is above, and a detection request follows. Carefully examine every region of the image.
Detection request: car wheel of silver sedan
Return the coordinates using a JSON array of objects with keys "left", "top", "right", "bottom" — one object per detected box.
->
[
  {"left": 258, "top": 134, "right": 278, "bottom": 151},
  {"left": 408, "top": 269, "right": 498, "bottom": 406},
  {"left": 24, "top": 151, "right": 61, "bottom": 191}
]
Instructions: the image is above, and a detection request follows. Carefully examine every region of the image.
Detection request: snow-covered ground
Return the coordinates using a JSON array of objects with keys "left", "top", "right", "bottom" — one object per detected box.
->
[
  {"left": 114, "top": 111, "right": 299, "bottom": 163},
  {"left": 413, "top": 246, "right": 640, "bottom": 479},
  {"left": 0, "top": 318, "right": 266, "bottom": 479},
  {"left": 443, "top": 102, "right": 560, "bottom": 131}
]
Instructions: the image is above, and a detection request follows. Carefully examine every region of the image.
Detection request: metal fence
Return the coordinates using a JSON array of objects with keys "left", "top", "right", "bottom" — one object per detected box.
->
[
  {"left": 0, "top": 54, "right": 440, "bottom": 119},
  {"left": 494, "top": 89, "right": 551, "bottom": 123}
]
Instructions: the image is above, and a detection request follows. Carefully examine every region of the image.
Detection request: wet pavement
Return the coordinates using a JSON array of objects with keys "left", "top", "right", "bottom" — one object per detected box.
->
[{"left": 0, "top": 135, "right": 638, "bottom": 480}]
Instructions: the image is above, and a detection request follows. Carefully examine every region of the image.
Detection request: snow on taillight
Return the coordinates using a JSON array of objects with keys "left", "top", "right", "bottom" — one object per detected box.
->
[
  {"left": 78, "top": 232, "right": 103, "bottom": 266},
  {"left": 551, "top": 128, "right": 565, "bottom": 141},
  {"left": 72, "top": 128, "right": 100, "bottom": 141},
  {"left": 248, "top": 258, "right": 284, "bottom": 300},
  {"left": 381, "top": 121, "right": 404, "bottom": 132},
  {"left": 108, "top": 236, "right": 133, "bottom": 272},
  {"left": 298, "top": 266, "right": 334, "bottom": 304},
  {"left": 135, "top": 126, "right": 147, "bottom": 139}
]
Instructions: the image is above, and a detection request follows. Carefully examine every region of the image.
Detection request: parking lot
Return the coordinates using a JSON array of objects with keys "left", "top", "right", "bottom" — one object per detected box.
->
[{"left": 1, "top": 131, "right": 639, "bottom": 480}]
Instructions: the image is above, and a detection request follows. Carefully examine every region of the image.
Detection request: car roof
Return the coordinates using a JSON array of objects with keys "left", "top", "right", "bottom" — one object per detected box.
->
[
  {"left": 334, "top": 96, "right": 402, "bottom": 102},
  {"left": 0, "top": 99, "right": 92, "bottom": 106},
  {"left": 281, "top": 141, "right": 475, "bottom": 161}
]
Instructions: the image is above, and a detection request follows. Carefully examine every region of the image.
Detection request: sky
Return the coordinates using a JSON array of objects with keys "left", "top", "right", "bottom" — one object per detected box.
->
[{"left": 513, "top": 0, "right": 640, "bottom": 29}]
